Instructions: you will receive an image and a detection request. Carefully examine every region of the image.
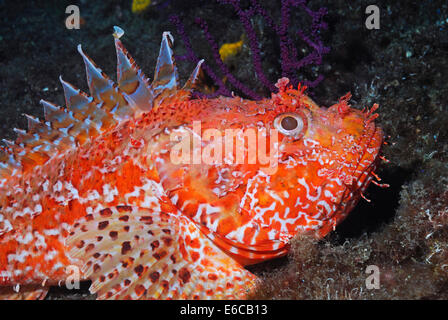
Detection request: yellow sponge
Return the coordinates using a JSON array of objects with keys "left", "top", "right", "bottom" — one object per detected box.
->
[
  {"left": 219, "top": 39, "right": 244, "bottom": 62},
  {"left": 132, "top": 0, "right": 152, "bottom": 13}
]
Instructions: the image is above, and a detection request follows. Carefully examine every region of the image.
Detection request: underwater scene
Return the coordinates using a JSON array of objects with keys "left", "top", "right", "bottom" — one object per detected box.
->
[{"left": 0, "top": 0, "right": 447, "bottom": 302}]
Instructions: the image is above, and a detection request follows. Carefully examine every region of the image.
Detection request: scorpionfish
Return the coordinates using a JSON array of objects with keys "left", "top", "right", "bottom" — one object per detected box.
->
[{"left": 0, "top": 27, "right": 384, "bottom": 300}]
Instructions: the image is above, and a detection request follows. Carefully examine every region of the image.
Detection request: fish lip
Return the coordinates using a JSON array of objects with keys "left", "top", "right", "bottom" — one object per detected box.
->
[
  {"left": 337, "top": 122, "right": 383, "bottom": 216},
  {"left": 353, "top": 122, "right": 383, "bottom": 181},
  {"left": 320, "top": 121, "right": 383, "bottom": 223}
]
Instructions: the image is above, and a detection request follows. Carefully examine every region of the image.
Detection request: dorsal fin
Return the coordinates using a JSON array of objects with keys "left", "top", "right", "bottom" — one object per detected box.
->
[
  {"left": 12, "top": 109, "right": 83, "bottom": 170},
  {"left": 13, "top": 127, "right": 38, "bottom": 150},
  {"left": 1, "top": 139, "right": 15, "bottom": 151},
  {"left": 19, "top": 115, "right": 71, "bottom": 154},
  {"left": 152, "top": 32, "right": 179, "bottom": 105},
  {"left": 59, "top": 76, "right": 116, "bottom": 132},
  {"left": 183, "top": 59, "right": 205, "bottom": 92},
  {"left": 0, "top": 29, "right": 203, "bottom": 178},
  {"left": 12, "top": 128, "right": 27, "bottom": 140},
  {"left": 0, "top": 147, "right": 21, "bottom": 178},
  {"left": 13, "top": 128, "right": 50, "bottom": 167},
  {"left": 77, "top": 45, "right": 135, "bottom": 120},
  {"left": 40, "top": 100, "right": 98, "bottom": 145},
  {"left": 113, "top": 26, "right": 154, "bottom": 112},
  {"left": 1, "top": 139, "right": 39, "bottom": 172},
  {"left": 25, "top": 114, "right": 42, "bottom": 132},
  {"left": 4, "top": 113, "right": 77, "bottom": 175},
  {"left": 23, "top": 114, "right": 75, "bottom": 152}
]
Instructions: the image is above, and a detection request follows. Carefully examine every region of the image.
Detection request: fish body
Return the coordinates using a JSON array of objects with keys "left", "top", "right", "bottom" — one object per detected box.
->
[{"left": 0, "top": 28, "right": 383, "bottom": 299}]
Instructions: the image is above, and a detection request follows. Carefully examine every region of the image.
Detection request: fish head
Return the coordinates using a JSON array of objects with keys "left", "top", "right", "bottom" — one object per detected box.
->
[{"left": 255, "top": 78, "right": 385, "bottom": 238}]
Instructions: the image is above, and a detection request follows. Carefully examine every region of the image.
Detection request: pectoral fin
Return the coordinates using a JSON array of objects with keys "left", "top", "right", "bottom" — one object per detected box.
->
[{"left": 66, "top": 205, "right": 257, "bottom": 299}]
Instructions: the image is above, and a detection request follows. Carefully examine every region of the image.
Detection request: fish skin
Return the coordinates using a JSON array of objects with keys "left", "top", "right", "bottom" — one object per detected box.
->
[
  {"left": 0, "top": 29, "right": 383, "bottom": 299},
  {"left": 151, "top": 85, "right": 383, "bottom": 265}
]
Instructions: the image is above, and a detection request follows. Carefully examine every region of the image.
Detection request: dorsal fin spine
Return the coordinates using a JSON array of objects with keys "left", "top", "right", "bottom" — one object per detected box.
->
[
  {"left": 1, "top": 29, "right": 198, "bottom": 178},
  {"left": 59, "top": 76, "right": 117, "bottom": 132},
  {"left": 24, "top": 114, "right": 41, "bottom": 131},
  {"left": 13, "top": 128, "right": 27, "bottom": 136},
  {"left": 114, "top": 36, "right": 154, "bottom": 112},
  {"left": 77, "top": 45, "right": 135, "bottom": 120},
  {"left": 183, "top": 59, "right": 205, "bottom": 92},
  {"left": 152, "top": 32, "right": 179, "bottom": 95},
  {"left": 40, "top": 99, "right": 98, "bottom": 145}
]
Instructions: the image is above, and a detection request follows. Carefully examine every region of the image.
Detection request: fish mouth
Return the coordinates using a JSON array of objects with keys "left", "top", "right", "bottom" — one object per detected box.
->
[
  {"left": 316, "top": 119, "right": 383, "bottom": 239},
  {"left": 352, "top": 121, "right": 384, "bottom": 188},
  {"left": 333, "top": 121, "right": 384, "bottom": 222}
]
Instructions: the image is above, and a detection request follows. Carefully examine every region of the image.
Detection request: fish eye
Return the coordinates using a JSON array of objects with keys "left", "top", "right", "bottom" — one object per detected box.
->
[{"left": 274, "top": 113, "right": 305, "bottom": 136}]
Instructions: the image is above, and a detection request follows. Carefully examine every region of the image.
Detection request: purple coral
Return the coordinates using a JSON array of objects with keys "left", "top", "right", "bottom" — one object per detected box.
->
[{"left": 170, "top": 0, "right": 329, "bottom": 99}]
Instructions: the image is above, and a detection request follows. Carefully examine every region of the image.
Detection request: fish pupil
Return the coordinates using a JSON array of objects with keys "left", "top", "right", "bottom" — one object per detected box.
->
[{"left": 281, "top": 116, "right": 298, "bottom": 131}]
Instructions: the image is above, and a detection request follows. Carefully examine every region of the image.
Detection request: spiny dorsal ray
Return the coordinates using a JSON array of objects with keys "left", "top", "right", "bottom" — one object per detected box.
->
[
  {"left": 77, "top": 45, "right": 135, "bottom": 121},
  {"left": 59, "top": 76, "right": 116, "bottom": 132},
  {"left": 1, "top": 138, "right": 39, "bottom": 172},
  {"left": 0, "top": 147, "right": 21, "bottom": 179},
  {"left": 183, "top": 59, "right": 205, "bottom": 92},
  {"left": 23, "top": 114, "right": 75, "bottom": 152},
  {"left": 12, "top": 128, "right": 50, "bottom": 167},
  {"left": 113, "top": 26, "right": 154, "bottom": 113},
  {"left": 17, "top": 114, "right": 70, "bottom": 163},
  {"left": 152, "top": 32, "right": 179, "bottom": 104},
  {"left": 40, "top": 99, "right": 98, "bottom": 145},
  {"left": 24, "top": 114, "right": 43, "bottom": 132}
]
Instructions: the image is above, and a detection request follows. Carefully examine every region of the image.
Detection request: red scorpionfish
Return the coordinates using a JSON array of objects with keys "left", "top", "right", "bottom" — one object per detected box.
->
[{"left": 0, "top": 27, "right": 384, "bottom": 299}]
